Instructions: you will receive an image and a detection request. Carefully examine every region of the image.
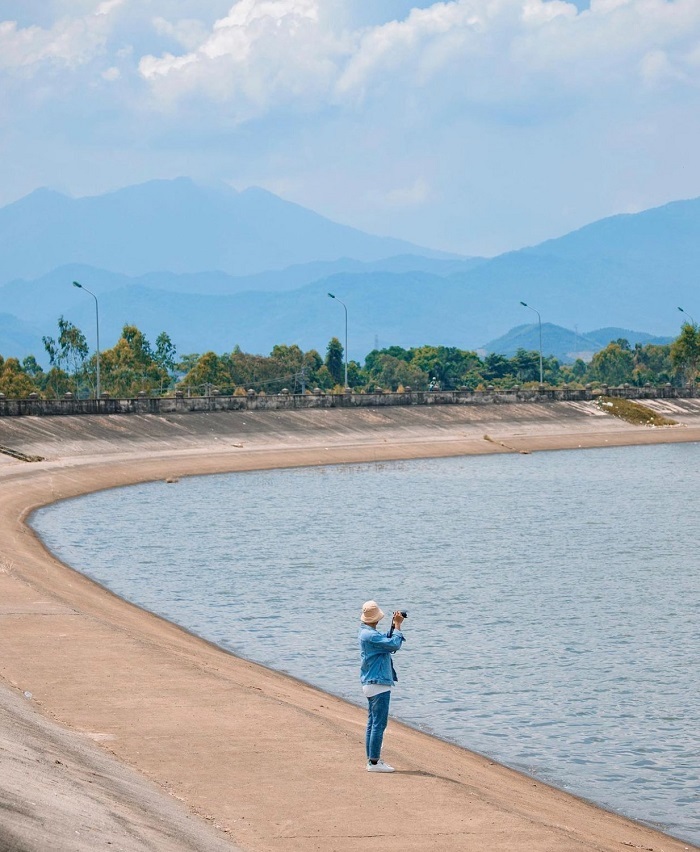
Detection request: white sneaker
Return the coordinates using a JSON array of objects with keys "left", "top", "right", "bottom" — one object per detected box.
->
[{"left": 367, "top": 760, "right": 395, "bottom": 772}]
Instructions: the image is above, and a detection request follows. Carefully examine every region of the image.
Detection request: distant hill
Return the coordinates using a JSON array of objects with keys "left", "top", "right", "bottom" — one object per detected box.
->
[
  {"left": 482, "top": 323, "right": 673, "bottom": 363},
  {"left": 0, "top": 313, "right": 45, "bottom": 361},
  {"left": 0, "top": 187, "right": 698, "bottom": 363},
  {"left": 205, "top": 254, "right": 484, "bottom": 294},
  {"left": 2, "top": 271, "right": 459, "bottom": 362},
  {"left": 1, "top": 253, "right": 483, "bottom": 306},
  {"left": 583, "top": 327, "right": 676, "bottom": 349},
  {"left": 2, "top": 268, "right": 677, "bottom": 368},
  {"left": 443, "top": 196, "right": 700, "bottom": 341},
  {"left": 0, "top": 179, "right": 458, "bottom": 282}
]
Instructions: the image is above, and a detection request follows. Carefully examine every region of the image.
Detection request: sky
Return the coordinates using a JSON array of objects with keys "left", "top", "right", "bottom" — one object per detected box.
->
[{"left": 1, "top": 0, "right": 700, "bottom": 256}]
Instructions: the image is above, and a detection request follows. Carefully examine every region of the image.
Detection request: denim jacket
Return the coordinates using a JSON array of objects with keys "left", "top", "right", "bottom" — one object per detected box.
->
[{"left": 358, "top": 624, "right": 405, "bottom": 685}]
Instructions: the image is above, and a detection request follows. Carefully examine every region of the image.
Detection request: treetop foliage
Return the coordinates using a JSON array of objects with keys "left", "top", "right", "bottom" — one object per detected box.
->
[{"left": 1, "top": 320, "right": 699, "bottom": 399}]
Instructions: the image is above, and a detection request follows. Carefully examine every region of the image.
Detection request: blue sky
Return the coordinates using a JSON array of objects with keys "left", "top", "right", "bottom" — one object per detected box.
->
[{"left": 1, "top": 0, "right": 698, "bottom": 256}]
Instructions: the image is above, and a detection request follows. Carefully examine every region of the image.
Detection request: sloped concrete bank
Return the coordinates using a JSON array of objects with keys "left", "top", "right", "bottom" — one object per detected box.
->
[
  {"left": 1, "top": 402, "right": 699, "bottom": 852},
  {"left": 1, "top": 397, "right": 700, "bottom": 462}
]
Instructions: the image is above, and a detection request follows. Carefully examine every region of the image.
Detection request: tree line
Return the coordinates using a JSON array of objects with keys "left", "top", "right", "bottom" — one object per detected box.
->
[{"left": 1, "top": 317, "right": 699, "bottom": 398}]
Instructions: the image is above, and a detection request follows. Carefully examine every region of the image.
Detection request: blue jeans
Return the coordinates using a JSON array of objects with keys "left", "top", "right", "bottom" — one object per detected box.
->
[{"left": 365, "top": 690, "right": 391, "bottom": 761}]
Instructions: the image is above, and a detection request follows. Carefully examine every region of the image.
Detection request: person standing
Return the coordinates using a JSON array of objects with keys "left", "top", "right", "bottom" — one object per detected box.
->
[{"left": 358, "top": 600, "right": 405, "bottom": 773}]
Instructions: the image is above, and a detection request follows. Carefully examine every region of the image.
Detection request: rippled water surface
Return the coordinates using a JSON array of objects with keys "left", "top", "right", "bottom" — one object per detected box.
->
[{"left": 32, "top": 444, "right": 700, "bottom": 844}]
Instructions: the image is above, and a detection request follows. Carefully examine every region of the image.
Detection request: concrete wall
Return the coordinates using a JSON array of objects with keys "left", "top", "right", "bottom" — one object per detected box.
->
[{"left": 0, "top": 385, "right": 696, "bottom": 417}]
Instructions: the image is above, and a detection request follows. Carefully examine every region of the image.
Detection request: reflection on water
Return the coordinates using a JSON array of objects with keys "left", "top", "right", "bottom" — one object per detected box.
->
[{"left": 32, "top": 443, "right": 700, "bottom": 844}]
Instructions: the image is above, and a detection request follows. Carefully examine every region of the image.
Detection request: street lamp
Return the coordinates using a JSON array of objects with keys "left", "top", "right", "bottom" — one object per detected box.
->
[
  {"left": 520, "top": 301, "right": 543, "bottom": 384},
  {"left": 677, "top": 306, "right": 696, "bottom": 326},
  {"left": 327, "top": 292, "right": 348, "bottom": 389},
  {"left": 72, "top": 281, "right": 101, "bottom": 399}
]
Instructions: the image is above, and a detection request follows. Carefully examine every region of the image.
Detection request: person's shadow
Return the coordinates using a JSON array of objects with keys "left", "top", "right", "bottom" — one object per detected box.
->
[{"left": 392, "top": 769, "right": 465, "bottom": 786}]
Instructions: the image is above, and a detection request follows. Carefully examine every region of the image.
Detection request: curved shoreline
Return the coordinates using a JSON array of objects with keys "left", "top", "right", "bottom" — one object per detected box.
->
[{"left": 2, "top": 406, "right": 700, "bottom": 851}]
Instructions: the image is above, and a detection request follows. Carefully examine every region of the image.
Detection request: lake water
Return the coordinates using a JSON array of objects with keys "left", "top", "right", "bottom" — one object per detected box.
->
[{"left": 31, "top": 444, "right": 700, "bottom": 845}]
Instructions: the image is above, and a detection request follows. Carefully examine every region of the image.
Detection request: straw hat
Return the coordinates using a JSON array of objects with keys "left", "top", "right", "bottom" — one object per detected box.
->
[{"left": 361, "top": 600, "right": 384, "bottom": 624}]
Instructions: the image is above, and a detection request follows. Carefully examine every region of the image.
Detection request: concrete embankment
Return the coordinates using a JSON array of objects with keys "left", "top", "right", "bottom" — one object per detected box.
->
[
  {"left": 2, "top": 397, "right": 700, "bottom": 463},
  {"left": 1, "top": 402, "right": 699, "bottom": 852}
]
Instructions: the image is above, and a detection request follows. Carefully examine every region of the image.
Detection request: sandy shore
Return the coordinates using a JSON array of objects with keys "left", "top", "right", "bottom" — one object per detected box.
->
[{"left": 1, "top": 402, "right": 699, "bottom": 851}]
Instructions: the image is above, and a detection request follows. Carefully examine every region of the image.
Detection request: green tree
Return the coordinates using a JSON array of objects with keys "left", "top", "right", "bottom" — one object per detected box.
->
[
  {"left": 364, "top": 347, "right": 410, "bottom": 376},
  {"left": 543, "top": 354, "right": 562, "bottom": 385},
  {"left": 511, "top": 349, "right": 540, "bottom": 383},
  {"left": 632, "top": 343, "right": 672, "bottom": 386},
  {"left": 366, "top": 354, "right": 428, "bottom": 391},
  {"left": 177, "top": 353, "right": 201, "bottom": 374},
  {"left": 226, "top": 344, "right": 316, "bottom": 393},
  {"left": 571, "top": 358, "right": 588, "bottom": 380},
  {"left": 44, "top": 368, "right": 74, "bottom": 398},
  {"left": 42, "top": 316, "right": 89, "bottom": 395},
  {"left": 588, "top": 342, "right": 635, "bottom": 386},
  {"left": 314, "top": 364, "right": 334, "bottom": 390},
  {"left": 180, "top": 352, "right": 232, "bottom": 393},
  {"left": 325, "top": 337, "right": 344, "bottom": 385},
  {"left": 100, "top": 325, "right": 170, "bottom": 396},
  {"left": 482, "top": 353, "right": 511, "bottom": 381},
  {"left": 43, "top": 317, "right": 89, "bottom": 371},
  {"left": 270, "top": 344, "right": 308, "bottom": 391},
  {"left": 460, "top": 368, "right": 487, "bottom": 389},
  {"left": 22, "top": 355, "right": 44, "bottom": 378},
  {"left": 228, "top": 346, "right": 260, "bottom": 390},
  {"left": 155, "top": 332, "right": 177, "bottom": 375},
  {"left": 346, "top": 360, "right": 364, "bottom": 389},
  {"left": 0, "top": 356, "right": 38, "bottom": 397},
  {"left": 302, "top": 349, "right": 324, "bottom": 389},
  {"left": 671, "top": 324, "right": 700, "bottom": 387},
  {"left": 408, "top": 345, "right": 480, "bottom": 389}
]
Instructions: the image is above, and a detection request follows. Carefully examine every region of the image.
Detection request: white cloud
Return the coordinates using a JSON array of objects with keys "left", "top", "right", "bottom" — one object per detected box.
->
[
  {"left": 139, "top": 0, "right": 350, "bottom": 117},
  {"left": 2, "top": 0, "right": 700, "bottom": 255},
  {"left": 6, "top": 0, "right": 694, "bottom": 121},
  {"left": 382, "top": 177, "right": 432, "bottom": 208},
  {"left": 135, "top": 0, "right": 700, "bottom": 121},
  {"left": 152, "top": 16, "right": 210, "bottom": 50},
  {"left": 96, "top": 0, "right": 125, "bottom": 15},
  {"left": 0, "top": 1, "right": 123, "bottom": 72}
]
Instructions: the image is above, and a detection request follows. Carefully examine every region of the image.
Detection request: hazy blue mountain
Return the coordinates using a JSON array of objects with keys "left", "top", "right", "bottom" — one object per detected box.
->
[
  {"left": 583, "top": 327, "right": 675, "bottom": 349},
  {"left": 3, "top": 270, "right": 479, "bottom": 363},
  {"left": 31, "top": 272, "right": 457, "bottom": 361},
  {"left": 1, "top": 266, "right": 135, "bottom": 335},
  {"left": 5, "top": 271, "right": 673, "bottom": 368},
  {"left": 522, "top": 197, "right": 700, "bottom": 279},
  {"left": 1, "top": 191, "right": 698, "bottom": 364},
  {"left": 481, "top": 323, "right": 600, "bottom": 362},
  {"left": 0, "top": 179, "right": 458, "bottom": 283},
  {"left": 482, "top": 323, "right": 673, "bottom": 363},
  {"left": 443, "top": 196, "right": 700, "bottom": 340},
  {"left": 209, "top": 254, "right": 485, "bottom": 294},
  {"left": 0, "top": 254, "right": 483, "bottom": 310},
  {"left": 0, "top": 313, "right": 44, "bottom": 361}
]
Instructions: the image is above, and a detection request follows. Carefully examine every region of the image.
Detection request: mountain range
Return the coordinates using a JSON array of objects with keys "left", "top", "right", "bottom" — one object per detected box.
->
[
  {"left": 0, "top": 179, "right": 453, "bottom": 282},
  {"left": 0, "top": 179, "right": 696, "bottom": 364},
  {"left": 481, "top": 324, "right": 673, "bottom": 363}
]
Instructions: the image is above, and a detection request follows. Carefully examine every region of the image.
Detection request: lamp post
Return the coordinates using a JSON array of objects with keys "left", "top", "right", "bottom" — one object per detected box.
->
[
  {"left": 520, "top": 301, "right": 543, "bottom": 384},
  {"left": 72, "top": 281, "right": 101, "bottom": 399},
  {"left": 678, "top": 306, "right": 696, "bottom": 326},
  {"left": 327, "top": 292, "right": 348, "bottom": 389}
]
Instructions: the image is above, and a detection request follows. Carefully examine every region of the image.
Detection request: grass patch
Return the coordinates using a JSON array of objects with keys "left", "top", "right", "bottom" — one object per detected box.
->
[{"left": 597, "top": 396, "right": 678, "bottom": 427}]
